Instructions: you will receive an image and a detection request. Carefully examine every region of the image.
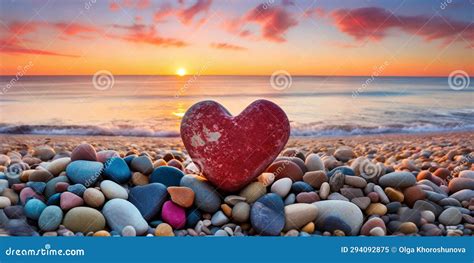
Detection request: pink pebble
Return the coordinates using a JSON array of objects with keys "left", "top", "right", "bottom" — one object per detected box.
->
[
  {"left": 167, "top": 159, "right": 184, "bottom": 171},
  {"left": 360, "top": 217, "right": 386, "bottom": 236},
  {"left": 12, "top": 183, "right": 26, "bottom": 192},
  {"left": 55, "top": 182, "right": 69, "bottom": 193},
  {"left": 97, "top": 150, "right": 120, "bottom": 163},
  {"left": 367, "top": 192, "right": 379, "bottom": 203},
  {"left": 71, "top": 143, "right": 97, "bottom": 161},
  {"left": 60, "top": 192, "right": 84, "bottom": 210},
  {"left": 296, "top": 192, "right": 320, "bottom": 203},
  {"left": 161, "top": 200, "right": 186, "bottom": 229},
  {"left": 20, "top": 187, "right": 44, "bottom": 204}
]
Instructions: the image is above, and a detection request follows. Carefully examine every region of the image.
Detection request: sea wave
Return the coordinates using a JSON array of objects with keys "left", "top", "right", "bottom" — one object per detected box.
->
[
  {"left": 291, "top": 122, "right": 474, "bottom": 137},
  {"left": 0, "top": 124, "right": 180, "bottom": 137},
  {"left": 0, "top": 122, "right": 473, "bottom": 137}
]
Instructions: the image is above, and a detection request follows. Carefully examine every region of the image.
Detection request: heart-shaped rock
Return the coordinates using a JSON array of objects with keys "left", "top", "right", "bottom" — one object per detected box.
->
[{"left": 181, "top": 100, "right": 290, "bottom": 192}]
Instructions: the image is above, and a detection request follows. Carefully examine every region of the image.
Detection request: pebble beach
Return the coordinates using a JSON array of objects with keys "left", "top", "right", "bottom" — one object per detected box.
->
[{"left": 0, "top": 131, "right": 473, "bottom": 237}]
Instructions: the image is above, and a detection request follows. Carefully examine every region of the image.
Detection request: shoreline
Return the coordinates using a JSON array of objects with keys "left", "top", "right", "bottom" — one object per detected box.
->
[{"left": 1, "top": 131, "right": 472, "bottom": 154}]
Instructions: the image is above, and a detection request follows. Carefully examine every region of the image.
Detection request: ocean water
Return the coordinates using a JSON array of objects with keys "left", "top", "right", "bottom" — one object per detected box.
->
[{"left": 0, "top": 75, "right": 473, "bottom": 137}]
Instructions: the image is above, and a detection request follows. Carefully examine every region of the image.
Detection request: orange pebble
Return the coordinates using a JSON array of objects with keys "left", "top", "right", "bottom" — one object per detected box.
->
[{"left": 93, "top": 230, "right": 111, "bottom": 237}]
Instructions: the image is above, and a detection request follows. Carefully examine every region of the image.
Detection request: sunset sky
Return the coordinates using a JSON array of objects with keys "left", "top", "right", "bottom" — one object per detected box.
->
[{"left": 0, "top": 0, "right": 473, "bottom": 76}]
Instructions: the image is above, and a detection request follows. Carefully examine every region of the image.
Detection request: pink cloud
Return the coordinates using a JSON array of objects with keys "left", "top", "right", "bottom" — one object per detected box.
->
[
  {"left": 239, "top": 30, "right": 252, "bottom": 38},
  {"left": 110, "top": 23, "right": 187, "bottom": 47},
  {"left": 304, "top": 7, "right": 326, "bottom": 18},
  {"left": 153, "top": 3, "right": 175, "bottom": 22},
  {"left": 122, "top": 0, "right": 133, "bottom": 8},
  {"left": 109, "top": 2, "right": 120, "bottom": 11},
  {"left": 1, "top": 45, "right": 79, "bottom": 57},
  {"left": 224, "top": 3, "right": 298, "bottom": 43},
  {"left": 210, "top": 42, "right": 247, "bottom": 51},
  {"left": 0, "top": 37, "right": 78, "bottom": 57},
  {"left": 109, "top": 0, "right": 150, "bottom": 11},
  {"left": 177, "top": 0, "right": 212, "bottom": 25},
  {"left": 245, "top": 3, "right": 298, "bottom": 42},
  {"left": 7, "top": 21, "right": 41, "bottom": 35},
  {"left": 4, "top": 21, "right": 100, "bottom": 37},
  {"left": 0, "top": 21, "right": 100, "bottom": 57},
  {"left": 51, "top": 22, "right": 101, "bottom": 36},
  {"left": 136, "top": 0, "right": 150, "bottom": 9},
  {"left": 331, "top": 7, "right": 474, "bottom": 47},
  {"left": 153, "top": 0, "right": 212, "bottom": 26}
]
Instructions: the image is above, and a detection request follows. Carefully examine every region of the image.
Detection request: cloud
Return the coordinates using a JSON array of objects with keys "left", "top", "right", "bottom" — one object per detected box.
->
[
  {"left": 210, "top": 42, "right": 247, "bottom": 51},
  {"left": 109, "top": 0, "right": 150, "bottom": 11},
  {"left": 0, "top": 38, "right": 78, "bottom": 57},
  {"left": 224, "top": 3, "right": 299, "bottom": 43},
  {"left": 4, "top": 21, "right": 100, "bottom": 37},
  {"left": 110, "top": 23, "right": 188, "bottom": 47},
  {"left": 177, "top": 0, "right": 212, "bottom": 25},
  {"left": 136, "top": 0, "right": 151, "bottom": 9},
  {"left": 331, "top": 7, "right": 474, "bottom": 47},
  {"left": 153, "top": 2, "right": 175, "bottom": 22},
  {"left": 50, "top": 22, "right": 101, "bottom": 36},
  {"left": 304, "top": 7, "right": 326, "bottom": 18},
  {"left": 3, "top": 18, "right": 187, "bottom": 54},
  {"left": 0, "top": 21, "right": 99, "bottom": 57},
  {"left": 153, "top": 0, "right": 212, "bottom": 26},
  {"left": 1, "top": 45, "right": 79, "bottom": 57},
  {"left": 7, "top": 21, "right": 41, "bottom": 35},
  {"left": 109, "top": 2, "right": 120, "bottom": 11}
]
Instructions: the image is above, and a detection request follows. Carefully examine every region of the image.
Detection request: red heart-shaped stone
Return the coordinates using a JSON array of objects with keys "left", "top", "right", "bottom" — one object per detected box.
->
[{"left": 181, "top": 100, "right": 290, "bottom": 192}]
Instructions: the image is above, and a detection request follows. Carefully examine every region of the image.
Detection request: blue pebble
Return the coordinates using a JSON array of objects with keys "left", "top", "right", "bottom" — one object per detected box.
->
[
  {"left": 0, "top": 179, "right": 9, "bottom": 193},
  {"left": 0, "top": 172, "right": 7, "bottom": 180},
  {"left": 128, "top": 183, "right": 168, "bottom": 220},
  {"left": 322, "top": 215, "right": 352, "bottom": 235},
  {"left": 24, "top": 199, "right": 47, "bottom": 220},
  {"left": 123, "top": 155, "right": 137, "bottom": 166},
  {"left": 38, "top": 205, "right": 63, "bottom": 231},
  {"left": 147, "top": 227, "right": 156, "bottom": 235},
  {"left": 186, "top": 208, "right": 201, "bottom": 228},
  {"left": 26, "top": 182, "right": 46, "bottom": 194},
  {"left": 44, "top": 176, "right": 69, "bottom": 199},
  {"left": 104, "top": 157, "right": 131, "bottom": 184},
  {"left": 180, "top": 175, "right": 220, "bottom": 213},
  {"left": 0, "top": 209, "right": 8, "bottom": 226},
  {"left": 47, "top": 193, "right": 61, "bottom": 206},
  {"left": 327, "top": 166, "right": 355, "bottom": 177},
  {"left": 66, "top": 160, "right": 103, "bottom": 186},
  {"left": 284, "top": 193, "right": 296, "bottom": 205},
  {"left": 250, "top": 193, "right": 285, "bottom": 236},
  {"left": 3, "top": 206, "right": 24, "bottom": 219},
  {"left": 67, "top": 184, "right": 86, "bottom": 197},
  {"left": 150, "top": 166, "right": 184, "bottom": 187},
  {"left": 210, "top": 227, "right": 220, "bottom": 234},
  {"left": 6, "top": 219, "right": 35, "bottom": 236},
  {"left": 291, "top": 181, "right": 314, "bottom": 194},
  {"left": 110, "top": 230, "right": 120, "bottom": 236},
  {"left": 6, "top": 173, "right": 21, "bottom": 186}
]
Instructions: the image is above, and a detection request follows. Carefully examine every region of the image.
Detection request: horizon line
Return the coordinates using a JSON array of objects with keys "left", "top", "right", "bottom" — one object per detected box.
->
[{"left": 0, "top": 74, "right": 461, "bottom": 78}]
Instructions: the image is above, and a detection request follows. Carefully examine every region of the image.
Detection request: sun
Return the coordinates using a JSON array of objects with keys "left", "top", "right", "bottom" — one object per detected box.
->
[{"left": 176, "top": 68, "right": 186, "bottom": 76}]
